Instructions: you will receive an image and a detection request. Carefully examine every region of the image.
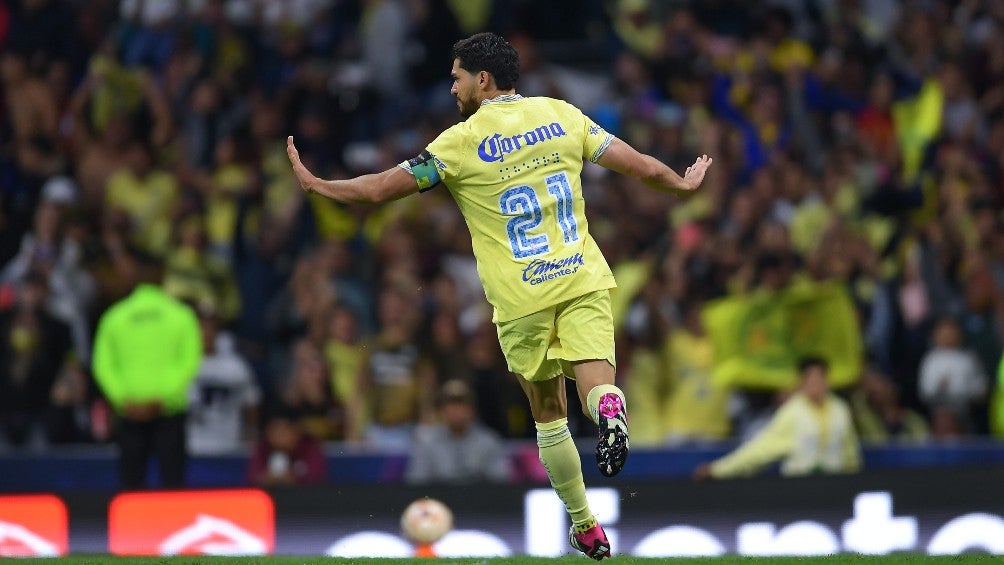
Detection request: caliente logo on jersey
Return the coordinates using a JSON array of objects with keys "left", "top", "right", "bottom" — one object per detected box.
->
[
  {"left": 522, "top": 253, "right": 584, "bottom": 286},
  {"left": 478, "top": 122, "right": 567, "bottom": 163}
]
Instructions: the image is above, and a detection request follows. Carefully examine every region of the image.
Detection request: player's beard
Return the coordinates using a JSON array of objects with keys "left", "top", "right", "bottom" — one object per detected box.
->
[{"left": 457, "top": 92, "right": 479, "bottom": 118}]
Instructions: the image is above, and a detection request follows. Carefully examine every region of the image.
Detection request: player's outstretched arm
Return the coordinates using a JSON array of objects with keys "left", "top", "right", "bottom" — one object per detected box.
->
[
  {"left": 596, "top": 137, "right": 712, "bottom": 197},
  {"left": 287, "top": 136, "right": 419, "bottom": 203}
]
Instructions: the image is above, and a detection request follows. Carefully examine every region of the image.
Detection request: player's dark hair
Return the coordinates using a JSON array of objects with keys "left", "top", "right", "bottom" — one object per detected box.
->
[
  {"left": 797, "top": 355, "right": 829, "bottom": 376},
  {"left": 452, "top": 32, "right": 520, "bottom": 90}
]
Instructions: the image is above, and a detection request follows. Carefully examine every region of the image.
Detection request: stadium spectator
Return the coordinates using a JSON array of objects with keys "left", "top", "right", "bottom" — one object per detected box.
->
[
  {"left": 421, "top": 298, "right": 473, "bottom": 384},
  {"left": 465, "top": 320, "right": 534, "bottom": 440},
  {"left": 186, "top": 301, "right": 260, "bottom": 456},
  {"left": 46, "top": 355, "right": 100, "bottom": 445},
  {"left": 661, "top": 298, "right": 733, "bottom": 444},
  {"left": 405, "top": 379, "right": 510, "bottom": 484},
  {"left": 0, "top": 192, "right": 96, "bottom": 362},
  {"left": 851, "top": 366, "right": 930, "bottom": 444},
  {"left": 359, "top": 285, "right": 434, "bottom": 449},
  {"left": 265, "top": 246, "right": 337, "bottom": 371},
  {"left": 693, "top": 356, "right": 861, "bottom": 480},
  {"left": 248, "top": 405, "right": 327, "bottom": 487},
  {"left": 279, "top": 339, "right": 345, "bottom": 441},
  {"left": 162, "top": 214, "right": 241, "bottom": 324},
  {"left": 959, "top": 257, "right": 1002, "bottom": 382},
  {"left": 230, "top": 185, "right": 299, "bottom": 385},
  {"left": 321, "top": 303, "right": 366, "bottom": 442},
  {"left": 102, "top": 141, "right": 180, "bottom": 259},
  {"left": 621, "top": 277, "right": 674, "bottom": 447},
  {"left": 184, "top": 133, "right": 258, "bottom": 266},
  {"left": 918, "top": 317, "right": 989, "bottom": 435},
  {"left": 0, "top": 272, "right": 74, "bottom": 447},
  {"left": 0, "top": 50, "right": 60, "bottom": 176}
]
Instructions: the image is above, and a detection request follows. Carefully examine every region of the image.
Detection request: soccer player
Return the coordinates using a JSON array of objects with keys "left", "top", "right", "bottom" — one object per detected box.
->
[{"left": 287, "top": 32, "right": 712, "bottom": 560}]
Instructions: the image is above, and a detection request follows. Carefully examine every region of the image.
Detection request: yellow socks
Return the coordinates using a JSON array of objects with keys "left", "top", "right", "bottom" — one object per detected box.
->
[
  {"left": 536, "top": 418, "right": 594, "bottom": 528},
  {"left": 586, "top": 384, "right": 626, "bottom": 425},
  {"left": 573, "top": 516, "right": 598, "bottom": 533}
]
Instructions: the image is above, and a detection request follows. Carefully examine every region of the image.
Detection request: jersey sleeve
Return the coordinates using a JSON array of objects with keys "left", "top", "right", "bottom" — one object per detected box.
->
[
  {"left": 575, "top": 104, "right": 614, "bottom": 163},
  {"left": 398, "top": 122, "right": 467, "bottom": 191}
]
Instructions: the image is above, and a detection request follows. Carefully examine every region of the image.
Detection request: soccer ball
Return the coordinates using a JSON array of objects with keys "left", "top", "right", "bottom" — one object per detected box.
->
[{"left": 400, "top": 497, "right": 454, "bottom": 545}]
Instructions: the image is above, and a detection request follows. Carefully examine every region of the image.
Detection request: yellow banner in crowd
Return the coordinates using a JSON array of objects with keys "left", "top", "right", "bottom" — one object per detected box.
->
[{"left": 702, "top": 281, "right": 863, "bottom": 390}]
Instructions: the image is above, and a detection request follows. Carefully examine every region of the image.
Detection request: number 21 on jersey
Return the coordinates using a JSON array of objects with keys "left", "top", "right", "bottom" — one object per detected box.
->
[{"left": 499, "top": 171, "right": 579, "bottom": 259}]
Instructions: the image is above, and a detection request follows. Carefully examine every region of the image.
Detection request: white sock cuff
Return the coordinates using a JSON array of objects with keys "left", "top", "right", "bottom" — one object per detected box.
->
[{"left": 536, "top": 418, "right": 571, "bottom": 448}]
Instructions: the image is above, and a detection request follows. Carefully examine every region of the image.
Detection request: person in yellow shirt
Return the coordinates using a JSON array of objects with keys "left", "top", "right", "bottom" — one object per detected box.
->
[
  {"left": 625, "top": 296, "right": 731, "bottom": 446},
  {"left": 663, "top": 300, "right": 732, "bottom": 443},
  {"left": 195, "top": 135, "right": 254, "bottom": 264},
  {"left": 161, "top": 215, "right": 242, "bottom": 323},
  {"left": 104, "top": 143, "right": 179, "bottom": 258},
  {"left": 287, "top": 32, "right": 712, "bottom": 560},
  {"left": 323, "top": 304, "right": 366, "bottom": 441},
  {"left": 693, "top": 356, "right": 861, "bottom": 480}
]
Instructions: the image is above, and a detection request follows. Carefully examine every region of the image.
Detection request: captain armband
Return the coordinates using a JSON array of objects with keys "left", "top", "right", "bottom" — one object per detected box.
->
[{"left": 407, "top": 150, "right": 443, "bottom": 192}]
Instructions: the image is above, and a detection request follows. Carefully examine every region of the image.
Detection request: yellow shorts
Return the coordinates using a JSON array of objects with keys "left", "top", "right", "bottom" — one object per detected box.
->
[{"left": 496, "top": 289, "right": 616, "bottom": 382}]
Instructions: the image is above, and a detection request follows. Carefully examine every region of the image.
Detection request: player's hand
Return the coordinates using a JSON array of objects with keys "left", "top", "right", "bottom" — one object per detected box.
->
[
  {"left": 287, "top": 136, "right": 318, "bottom": 194},
  {"left": 680, "top": 154, "right": 712, "bottom": 193},
  {"left": 123, "top": 401, "right": 162, "bottom": 422}
]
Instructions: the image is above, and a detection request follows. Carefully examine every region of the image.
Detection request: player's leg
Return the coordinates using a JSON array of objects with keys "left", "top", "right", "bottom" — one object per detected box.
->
[
  {"left": 516, "top": 373, "right": 609, "bottom": 559},
  {"left": 515, "top": 370, "right": 567, "bottom": 422},
  {"left": 554, "top": 290, "right": 629, "bottom": 478},
  {"left": 498, "top": 308, "right": 608, "bottom": 559}
]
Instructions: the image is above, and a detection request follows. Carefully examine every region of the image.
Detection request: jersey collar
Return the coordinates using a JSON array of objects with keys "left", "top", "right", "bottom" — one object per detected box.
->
[{"left": 481, "top": 93, "right": 523, "bottom": 106}]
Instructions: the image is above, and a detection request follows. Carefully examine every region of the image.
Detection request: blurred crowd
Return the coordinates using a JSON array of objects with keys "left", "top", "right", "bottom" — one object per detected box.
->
[{"left": 1, "top": 0, "right": 1003, "bottom": 481}]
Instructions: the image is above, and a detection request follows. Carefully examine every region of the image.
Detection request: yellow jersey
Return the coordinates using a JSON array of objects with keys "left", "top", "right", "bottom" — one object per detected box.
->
[{"left": 405, "top": 95, "right": 617, "bottom": 322}]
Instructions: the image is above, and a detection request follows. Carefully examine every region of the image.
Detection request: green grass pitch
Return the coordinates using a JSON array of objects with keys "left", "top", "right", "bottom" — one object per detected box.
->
[{"left": 12, "top": 556, "right": 1002, "bottom": 565}]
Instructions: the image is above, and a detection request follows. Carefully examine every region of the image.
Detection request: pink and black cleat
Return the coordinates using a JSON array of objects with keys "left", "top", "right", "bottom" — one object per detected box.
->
[
  {"left": 595, "top": 392, "right": 629, "bottom": 477},
  {"left": 569, "top": 523, "right": 612, "bottom": 560}
]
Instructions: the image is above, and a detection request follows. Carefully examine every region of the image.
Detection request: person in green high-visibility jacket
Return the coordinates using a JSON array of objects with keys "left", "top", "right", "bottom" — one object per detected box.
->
[{"left": 93, "top": 273, "right": 202, "bottom": 489}]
